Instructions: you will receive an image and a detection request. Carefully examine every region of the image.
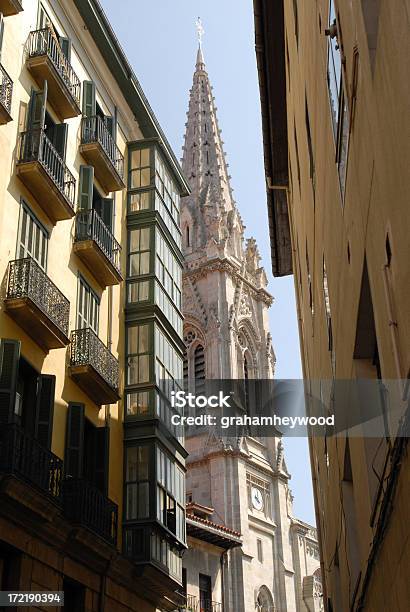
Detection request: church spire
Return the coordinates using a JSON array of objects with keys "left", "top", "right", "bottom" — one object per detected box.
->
[{"left": 181, "top": 38, "right": 236, "bottom": 221}]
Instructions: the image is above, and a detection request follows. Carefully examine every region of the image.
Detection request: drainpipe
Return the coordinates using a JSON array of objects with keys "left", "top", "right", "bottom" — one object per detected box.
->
[{"left": 220, "top": 549, "right": 228, "bottom": 612}]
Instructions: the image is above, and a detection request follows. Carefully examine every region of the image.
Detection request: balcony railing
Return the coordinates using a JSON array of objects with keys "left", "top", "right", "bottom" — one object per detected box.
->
[
  {"left": 200, "top": 601, "right": 222, "bottom": 612},
  {"left": 0, "top": 63, "right": 13, "bottom": 118},
  {"left": 81, "top": 115, "right": 124, "bottom": 180},
  {"left": 18, "top": 129, "right": 76, "bottom": 210},
  {"left": 70, "top": 327, "right": 119, "bottom": 398},
  {"left": 6, "top": 257, "right": 70, "bottom": 338},
  {"left": 75, "top": 208, "right": 121, "bottom": 275},
  {"left": 27, "top": 27, "right": 81, "bottom": 108},
  {"left": 63, "top": 478, "right": 118, "bottom": 545},
  {"left": 182, "top": 594, "right": 199, "bottom": 611},
  {"left": 0, "top": 423, "right": 63, "bottom": 501}
]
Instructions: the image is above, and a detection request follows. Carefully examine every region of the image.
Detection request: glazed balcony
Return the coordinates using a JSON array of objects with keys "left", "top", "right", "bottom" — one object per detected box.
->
[
  {"left": 26, "top": 27, "right": 81, "bottom": 119},
  {"left": 0, "top": 0, "right": 23, "bottom": 16},
  {"left": 69, "top": 328, "right": 120, "bottom": 405},
  {"left": 0, "top": 423, "right": 62, "bottom": 501},
  {"left": 63, "top": 478, "right": 118, "bottom": 545},
  {"left": 17, "top": 128, "right": 76, "bottom": 224},
  {"left": 4, "top": 257, "right": 70, "bottom": 350},
  {"left": 73, "top": 209, "right": 122, "bottom": 288},
  {"left": 80, "top": 115, "right": 125, "bottom": 193},
  {"left": 0, "top": 64, "right": 13, "bottom": 124}
]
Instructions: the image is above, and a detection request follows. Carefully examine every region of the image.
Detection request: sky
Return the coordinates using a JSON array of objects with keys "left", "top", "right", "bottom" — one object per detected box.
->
[{"left": 100, "top": 0, "right": 316, "bottom": 525}]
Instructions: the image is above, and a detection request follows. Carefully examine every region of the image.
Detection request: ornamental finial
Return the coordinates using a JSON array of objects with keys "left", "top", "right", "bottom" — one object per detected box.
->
[{"left": 196, "top": 17, "right": 205, "bottom": 47}]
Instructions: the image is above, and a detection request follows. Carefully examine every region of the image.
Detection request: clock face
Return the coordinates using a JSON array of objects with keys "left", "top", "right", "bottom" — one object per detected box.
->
[{"left": 251, "top": 487, "right": 264, "bottom": 511}]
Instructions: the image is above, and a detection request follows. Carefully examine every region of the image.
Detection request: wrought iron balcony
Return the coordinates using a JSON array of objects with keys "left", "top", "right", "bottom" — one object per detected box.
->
[
  {"left": 0, "top": 423, "right": 62, "bottom": 501},
  {"left": 69, "top": 328, "right": 120, "bottom": 405},
  {"left": 4, "top": 257, "right": 70, "bottom": 350},
  {"left": 17, "top": 128, "right": 76, "bottom": 224},
  {"left": 80, "top": 115, "right": 125, "bottom": 193},
  {"left": 26, "top": 27, "right": 81, "bottom": 119},
  {"left": 181, "top": 594, "right": 199, "bottom": 611},
  {"left": 199, "top": 601, "right": 222, "bottom": 612},
  {"left": 0, "top": 0, "right": 23, "bottom": 16},
  {"left": 73, "top": 209, "right": 122, "bottom": 288},
  {"left": 0, "top": 63, "right": 13, "bottom": 124},
  {"left": 63, "top": 478, "right": 118, "bottom": 545}
]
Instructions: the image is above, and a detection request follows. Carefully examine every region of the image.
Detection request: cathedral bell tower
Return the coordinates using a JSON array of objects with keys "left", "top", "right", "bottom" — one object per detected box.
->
[{"left": 180, "top": 44, "right": 276, "bottom": 383}]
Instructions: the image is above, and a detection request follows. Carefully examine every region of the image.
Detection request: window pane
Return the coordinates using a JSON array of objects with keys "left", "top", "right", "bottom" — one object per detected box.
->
[
  {"left": 130, "top": 229, "right": 140, "bottom": 252},
  {"left": 138, "top": 482, "right": 149, "bottom": 518},
  {"left": 128, "top": 325, "right": 138, "bottom": 354},
  {"left": 139, "top": 325, "right": 149, "bottom": 353},
  {"left": 140, "top": 252, "right": 150, "bottom": 274},
  {"left": 141, "top": 168, "right": 150, "bottom": 187},
  {"left": 131, "top": 149, "right": 141, "bottom": 169},
  {"left": 126, "top": 484, "right": 138, "bottom": 519},
  {"left": 141, "top": 148, "right": 150, "bottom": 166},
  {"left": 139, "top": 355, "right": 149, "bottom": 383},
  {"left": 138, "top": 446, "right": 149, "bottom": 479},
  {"left": 130, "top": 170, "right": 141, "bottom": 189},
  {"left": 140, "top": 228, "right": 150, "bottom": 250},
  {"left": 126, "top": 447, "right": 138, "bottom": 481}
]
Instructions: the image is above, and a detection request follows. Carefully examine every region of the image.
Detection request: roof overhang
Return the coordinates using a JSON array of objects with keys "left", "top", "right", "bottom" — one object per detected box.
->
[
  {"left": 254, "top": 0, "right": 292, "bottom": 276},
  {"left": 73, "top": 0, "right": 191, "bottom": 196},
  {"left": 186, "top": 516, "right": 242, "bottom": 550}
]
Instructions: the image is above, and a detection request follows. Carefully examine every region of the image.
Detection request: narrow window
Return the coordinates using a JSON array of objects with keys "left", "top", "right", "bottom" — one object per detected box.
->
[
  {"left": 126, "top": 445, "right": 150, "bottom": 519},
  {"left": 294, "top": 123, "right": 301, "bottom": 193},
  {"left": 77, "top": 276, "right": 99, "bottom": 333},
  {"left": 194, "top": 345, "right": 205, "bottom": 394},
  {"left": 62, "top": 578, "right": 85, "bottom": 611},
  {"left": 199, "top": 574, "right": 212, "bottom": 612},
  {"left": 186, "top": 225, "right": 190, "bottom": 247},
  {"left": 323, "top": 258, "right": 333, "bottom": 351},
  {"left": 17, "top": 203, "right": 48, "bottom": 270},
  {"left": 127, "top": 323, "right": 150, "bottom": 385},
  {"left": 257, "top": 538, "right": 263, "bottom": 562},
  {"left": 385, "top": 234, "right": 392, "bottom": 267},
  {"left": 305, "top": 98, "right": 315, "bottom": 180},
  {"left": 292, "top": 0, "right": 299, "bottom": 47}
]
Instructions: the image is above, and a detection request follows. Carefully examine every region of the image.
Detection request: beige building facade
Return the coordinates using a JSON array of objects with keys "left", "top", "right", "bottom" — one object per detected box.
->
[
  {"left": 180, "top": 46, "right": 323, "bottom": 612},
  {"left": 0, "top": 0, "right": 189, "bottom": 610},
  {"left": 254, "top": 0, "right": 410, "bottom": 611}
]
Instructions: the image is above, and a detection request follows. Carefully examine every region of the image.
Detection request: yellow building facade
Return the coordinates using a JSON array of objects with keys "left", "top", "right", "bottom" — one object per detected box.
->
[
  {"left": 0, "top": 0, "right": 189, "bottom": 609},
  {"left": 254, "top": 0, "right": 410, "bottom": 611}
]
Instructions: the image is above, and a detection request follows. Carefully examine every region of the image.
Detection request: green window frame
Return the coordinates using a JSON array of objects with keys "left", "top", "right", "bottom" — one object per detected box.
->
[
  {"left": 129, "top": 148, "right": 151, "bottom": 190},
  {"left": 128, "top": 226, "right": 151, "bottom": 277},
  {"left": 127, "top": 322, "right": 151, "bottom": 385},
  {"left": 155, "top": 228, "right": 182, "bottom": 309},
  {"left": 156, "top": 445, "right": 185, "bottom": 543},
  {"left": 17, "top": 201, "right": 49, "bottom": 270},
  {"left": 125, "top": 444, "right": 150, "bottom": 520}
]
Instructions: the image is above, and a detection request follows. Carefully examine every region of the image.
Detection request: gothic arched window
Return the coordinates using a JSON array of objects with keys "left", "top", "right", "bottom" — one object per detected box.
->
[
  {"left": 256, "top": 586, "right": 274, "bottom": 612},
  {"left": 183, "top": 328, "right": 206, "bottom": 393},
  {"left": 194, "top": 344, "right": 205, "bottom": 394}
]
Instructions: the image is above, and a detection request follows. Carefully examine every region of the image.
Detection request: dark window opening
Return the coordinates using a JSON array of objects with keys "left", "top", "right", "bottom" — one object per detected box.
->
[
  {"left": 0, "top": 544, "right": 20, "bottom": 597},
  {"left": 63, "top": 577, "right": 85, "bottom": 611},
  {"left": 199, "top": 573, "right": 212, "bottom": 612},
  {"left": 305, "top": 99, "right": 315, "bottom": 180},
  {"left": 385, "top": 234, "right": 392, "bottom": 267},
  {"left": 292, "top": 0, "right": 299, "bottom": 47},
  {"left": 194, "top": 345, "right": 205, "bottom": 395}
]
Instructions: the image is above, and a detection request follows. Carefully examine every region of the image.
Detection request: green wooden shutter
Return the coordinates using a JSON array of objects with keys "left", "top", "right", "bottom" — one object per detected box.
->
[
  {"left": 101, "top": 197, "right": 114, "bottom": 231},
  {"left": 53, "top": 123, "right": 68, "bottom": 159},
  {"left": 82, "top": 81, "right": 96, "bottom": 118},
  {"left": 59, "top": 36, "right": 71, "bottom": 61},
  {"left": 78, "top": 165, "right": 94, "bottom": 210},
  {"left": 28, "top": 81, "right": 48, "bottom": 131},
  {"left": 35, "top": 374, "right": 55, "bottom": 449},
  {"left": 65, "top": 402, "right": 85, "bottom": 478},
  {"left": 0, "top": 339, "right": 20, "bottom": 425},
  {"left": 94, "top": 426, "right": 110, "bottom": 494}
]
